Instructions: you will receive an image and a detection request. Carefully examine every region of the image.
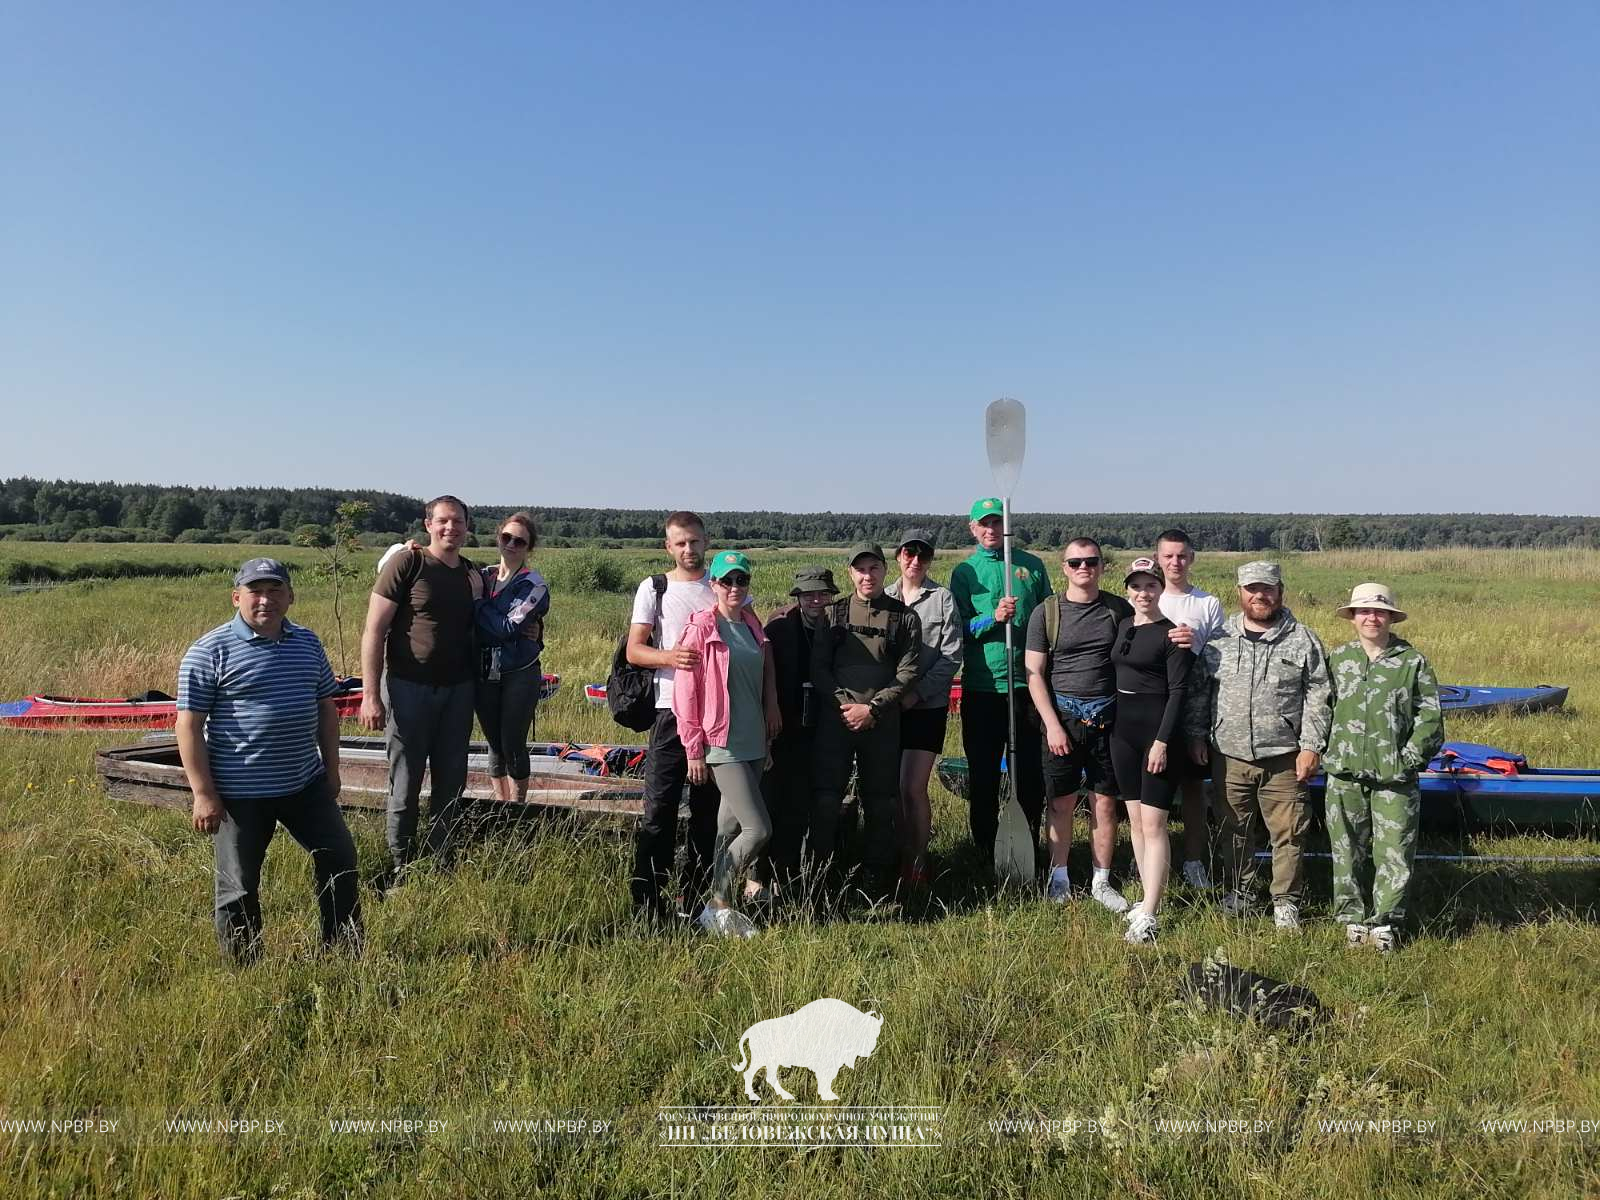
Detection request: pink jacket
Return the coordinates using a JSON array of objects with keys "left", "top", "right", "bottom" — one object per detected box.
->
[{"left": 671, "top": 607, "right": 770, "bottom": 760}]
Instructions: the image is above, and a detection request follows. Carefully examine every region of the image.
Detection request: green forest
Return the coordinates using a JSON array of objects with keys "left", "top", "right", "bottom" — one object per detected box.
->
[{"left": 1, "top": 477, "right": 1595, "bottom": 551}]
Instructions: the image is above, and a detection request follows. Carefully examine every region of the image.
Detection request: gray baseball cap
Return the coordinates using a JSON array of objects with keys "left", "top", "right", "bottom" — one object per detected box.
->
[
  {"left": 1237, "top": 561, "right": 1282, "bottom": 587},
  {"left": 234, "top": 557, "right": 292, "bottom": 587},
  {"left": 895, "top": 528, "right": 938, "bottom": 553},
  {"left": 846, "top": 542, "right": 886, "bottom": 566}
]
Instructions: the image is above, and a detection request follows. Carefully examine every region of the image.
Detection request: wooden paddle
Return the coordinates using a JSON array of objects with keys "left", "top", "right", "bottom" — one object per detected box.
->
[{"left": 985, "top": 397, "right": 1035, "bottom": 886}]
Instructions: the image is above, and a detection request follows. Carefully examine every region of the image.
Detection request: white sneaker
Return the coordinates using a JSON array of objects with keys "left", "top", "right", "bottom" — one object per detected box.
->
[
  {"left": 1046, "top": 871, "right": 1071, "bottom": 905},
  {"left": 1124, "top": 910, "right": 1158, "bottom": 944},
  {"left": 1181, "top": 860, "right": 1215, "bottom": 890},
  {"left": 1345, "top": 923, "right": 1370, "bottom": 948},
  {"left": 1273, "top": 901, "right": 1301, "bottom": 932},
  {"left": 1369, "top": 924, "right": 1398, "bottom": 954},
  {"left": 1220, "top": 889, "right": 1253, "bottom": 916},
  {"left": 697, "top": 906, "right": 758, "bottom": 939},
  {"left": 1091, "top": 879, "right": 1131, "bottom": 914}
]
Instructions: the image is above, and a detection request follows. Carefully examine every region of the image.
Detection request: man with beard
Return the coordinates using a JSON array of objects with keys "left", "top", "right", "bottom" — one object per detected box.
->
[
  {"left": 1186, "top": 561, "right": 1333, "bottom": 931},
  {"left": 625, "top": 511, "right": 747, "bottom": 921},
  {"left": 757, "top": 566, "right": 839, "bottom": 898}
]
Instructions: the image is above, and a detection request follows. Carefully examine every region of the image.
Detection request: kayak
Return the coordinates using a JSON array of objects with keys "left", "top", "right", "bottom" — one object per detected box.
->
[
  {"left": 945, "top": 682, "right": 1565, "bottom": 717},
  {"left": 935, "top": 744, "right": 1600, "bottom": 833},
  {"left": 97, "top": 734, "right": 646, "bottom": 818},
  {"left": 1, "top": 674, "right": 562, "bottom": 731},
  {"left": 1437, "top": 684, "right": 1568, "bottom": 716}
]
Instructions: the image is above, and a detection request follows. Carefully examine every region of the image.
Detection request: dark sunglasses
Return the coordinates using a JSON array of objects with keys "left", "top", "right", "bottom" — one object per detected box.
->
[
  {"left": 900, "top": 544, "right": 933, "bottom": 560},
  {"left": 1065, "top": 556, "right": 1101, "bottom": 569},
  {"left": 498, "top": 533, "right": 528, "bottom": 548},
  {"left": 716, "top": 573, "right": 751, "bottom": 588},
  {"left": 1118, "top": 629, "right": 1136, "bottom": 656}
]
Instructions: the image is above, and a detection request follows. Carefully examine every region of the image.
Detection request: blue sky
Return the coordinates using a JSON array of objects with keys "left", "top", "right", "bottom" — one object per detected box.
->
[{"left": 4, "top": 3, "right": 1596, "bottom": 515}]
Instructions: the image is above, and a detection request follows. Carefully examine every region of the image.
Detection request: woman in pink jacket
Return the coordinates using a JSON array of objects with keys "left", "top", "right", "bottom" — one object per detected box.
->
[{"left": 673, "top": 551, "right": 782, "bottom": 937}]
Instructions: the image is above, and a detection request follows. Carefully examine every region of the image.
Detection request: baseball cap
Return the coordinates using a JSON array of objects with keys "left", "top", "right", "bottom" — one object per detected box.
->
[
  {"left": 1124, "top": 556, "right": 1162, "bottom": 586},
  {"left": 234, "top": 558, "right": 291, "bottom": 587},
  {"left": 895, "top": 528, "right": 937, "bottom": 553},
  {"left": 1237, "top": 561, "right": 1282, "bottom": 587},
  {"left": 709, "top": 551, "right": 753, "bottom": 581},
  {"left": 969, "top": 497, "right": 1002, "bottom": 522},
  {"left": 789, "top": 566, "right": 839, "bottom": 596},
  {"left": 846, "top": 542, "right": 885, "bottom": 566}
]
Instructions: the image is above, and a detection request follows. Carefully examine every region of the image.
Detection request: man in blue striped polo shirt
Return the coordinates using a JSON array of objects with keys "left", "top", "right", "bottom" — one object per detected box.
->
[{"left": 176, "top": 557, "right": 362, "bottom": 963}]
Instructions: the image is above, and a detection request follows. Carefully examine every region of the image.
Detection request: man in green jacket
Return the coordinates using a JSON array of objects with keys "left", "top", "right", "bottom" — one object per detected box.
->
[
  {"left": 1324, "top": 583, "right": 1444, "bottom": 952},
  {"left": 949, "top": 498, "right": 1052, "bottom": 860}
]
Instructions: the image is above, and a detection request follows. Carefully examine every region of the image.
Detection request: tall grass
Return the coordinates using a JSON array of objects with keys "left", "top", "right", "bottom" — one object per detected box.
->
[{"left": 0, "top": 546, "right": 1597, "bottom": 1196}]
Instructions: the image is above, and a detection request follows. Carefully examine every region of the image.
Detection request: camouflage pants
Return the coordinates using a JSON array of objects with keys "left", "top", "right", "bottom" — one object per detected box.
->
[{"left": 1324, "top": 776, "right": 1420, "bottom": 926}]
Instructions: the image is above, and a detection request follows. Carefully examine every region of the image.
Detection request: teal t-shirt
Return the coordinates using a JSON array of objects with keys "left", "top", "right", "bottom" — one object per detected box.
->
[{"left": 706, "top": 616, "right": 766, "bottom": 764}]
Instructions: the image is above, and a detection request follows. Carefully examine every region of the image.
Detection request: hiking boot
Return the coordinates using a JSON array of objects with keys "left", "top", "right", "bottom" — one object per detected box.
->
[
  {"left": 697, "top": 906, "right": 758, "bottom": 939},
  {"left": 1345, "top": 923, "right": 1370, "bottom": 948},
  {"left": 1091, "top": 879, "right": 1131, "bottom": 914},
  {"left": 1181, "top": 860, "right": 1215, "bottom": 890},
  {"left": 1273, "top": 901, "right": 1302, "bottom": 933},
  {"left": 1124, "top": 910, "right": 1158, "bottom": 945},
  {"left": 1219, "top": 889, "right": 1253, "bottom": 916},
  {"left": 1046, "top": 870, "right": 1071, "bottom": 905},
  {"left": 1369, "top": 924, "right": 1399, "bottom": 954}
]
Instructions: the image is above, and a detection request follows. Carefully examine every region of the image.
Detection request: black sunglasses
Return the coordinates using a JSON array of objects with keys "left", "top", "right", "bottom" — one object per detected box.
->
[
  {"left": 717, "top": 573, "right": 751, "bottom": 588},
  {"left": 499, "top": 533, "right": 528, "bottom": 548},
  {"left": 1065, "top": 556, "right": 1101, "bottom": 569},
  {"left": 900, "top": 544, "right": 933, "bottom": 560}
]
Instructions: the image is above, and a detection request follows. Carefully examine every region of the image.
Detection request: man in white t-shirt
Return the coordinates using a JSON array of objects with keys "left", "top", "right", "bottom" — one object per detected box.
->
[
  {"left": 1154, "top": 528, "right": 1226, "bottom": 891},
  {"left": 625, "top": 510, "right": 729, "bottom": 921}
]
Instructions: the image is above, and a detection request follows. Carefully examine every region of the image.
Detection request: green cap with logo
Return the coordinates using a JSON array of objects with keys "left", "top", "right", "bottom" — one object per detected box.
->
[
  {"left": 710, "top": 551, "right": 753, "bottom": 581},
  {"left": 970, "top": 497, "right": 1002, "bottom": 521}
]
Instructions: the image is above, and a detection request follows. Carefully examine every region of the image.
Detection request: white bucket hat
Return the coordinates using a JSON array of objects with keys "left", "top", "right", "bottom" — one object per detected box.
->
[{"left": 1335, "top": 582, "right": 1407, "bottom": 622}]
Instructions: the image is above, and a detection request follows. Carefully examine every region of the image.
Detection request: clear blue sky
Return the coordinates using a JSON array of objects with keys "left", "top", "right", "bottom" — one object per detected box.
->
[{"left": 5, "top": 3, "right": 1596, "bottom": 515}]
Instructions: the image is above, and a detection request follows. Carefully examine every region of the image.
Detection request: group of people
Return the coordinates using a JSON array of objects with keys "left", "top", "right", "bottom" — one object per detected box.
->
[
  {"left": 176, "top": 496, "right": 547, "bottom": 961},
  {"left": 174, "top": 495, "right": 1445, "bottom": 961}
]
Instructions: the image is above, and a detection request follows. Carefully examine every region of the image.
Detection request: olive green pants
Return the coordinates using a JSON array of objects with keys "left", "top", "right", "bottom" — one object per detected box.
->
[
  {"left": 1215, "top": 751, "right": 1308, "bottom": 905},
  {"left": 1324, "top": 775, "right": 1420, "bottom": 927}
]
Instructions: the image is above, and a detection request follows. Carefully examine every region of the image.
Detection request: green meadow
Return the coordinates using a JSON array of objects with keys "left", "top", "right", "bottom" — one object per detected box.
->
[{"left": 0, "top": 541, "right": 1597, "bottom": 1198}]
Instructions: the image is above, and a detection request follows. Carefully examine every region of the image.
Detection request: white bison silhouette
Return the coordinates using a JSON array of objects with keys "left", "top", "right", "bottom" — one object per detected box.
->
[{"left": 733, "top": 998, "right": 883, "bottom": 1102}]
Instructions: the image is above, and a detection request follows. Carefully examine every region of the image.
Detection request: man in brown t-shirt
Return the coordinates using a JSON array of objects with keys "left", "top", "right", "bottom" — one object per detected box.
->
[
  {"left": 809, "top": 543, "right": 922, "bottom": 906},
  {"left": 360, "top": 494, "right": 483, "bottom": 873}
]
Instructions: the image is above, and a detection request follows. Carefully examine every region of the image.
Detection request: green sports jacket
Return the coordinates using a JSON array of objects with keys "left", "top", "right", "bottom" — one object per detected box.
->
[{"left": 949, "top": 546, "right": 1052, "bottom": 694}]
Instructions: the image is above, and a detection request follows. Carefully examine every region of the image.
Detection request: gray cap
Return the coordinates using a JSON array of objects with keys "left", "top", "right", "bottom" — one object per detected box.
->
[
  {"left": 234, "top": 557, "right": 292, "bottom": 587},
  {"left": 1237, "top": 560, "right": 1282, "bottom": 587},
  {"left": 846, "top": 542, "right": 886, "bottom": 566},
  {"left": 895, "top": 528, "right": 937, "bottom": 553},
  {"left": 789, "top": 566, "right": 839, "bottom": 596}
]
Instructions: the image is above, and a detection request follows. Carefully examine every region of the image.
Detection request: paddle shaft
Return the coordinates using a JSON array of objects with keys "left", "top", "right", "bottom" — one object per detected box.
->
[{"left": 1002, "top": 496, "right": 1016, "bottom": 767}]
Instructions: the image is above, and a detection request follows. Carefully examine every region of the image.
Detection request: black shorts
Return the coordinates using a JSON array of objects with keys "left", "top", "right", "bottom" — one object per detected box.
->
[
  {"left": 1041, "top": 722, "right": 1120, "bottom": 801},
  {"left": 899, "top": 706, "right": 949, "bottom": 753}
]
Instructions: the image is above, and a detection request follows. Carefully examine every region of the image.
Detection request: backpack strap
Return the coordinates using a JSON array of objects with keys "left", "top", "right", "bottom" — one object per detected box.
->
[
  {"left": 649, "top": 573, "right": 667, "bottom": 644},
  {"left": 1043, "top": 594, "right": 1061, "bottom": 657}
]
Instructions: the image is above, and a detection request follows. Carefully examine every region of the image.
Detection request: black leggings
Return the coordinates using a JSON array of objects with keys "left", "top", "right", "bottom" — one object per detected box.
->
[
  {"left": 1109, "top": 692, "right": 1179, "bottom": 811},
  {"left": 476, "top": 664, "right": 541, "bottom": 778}
]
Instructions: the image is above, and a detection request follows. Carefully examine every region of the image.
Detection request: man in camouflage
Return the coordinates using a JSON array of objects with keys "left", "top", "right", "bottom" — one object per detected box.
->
[
  {"left": 1323, "top": 582, "right": 1444, "bottom": 952},
  {"left": 1186, "top": 561, "right": 1332, "bottom": 931}
]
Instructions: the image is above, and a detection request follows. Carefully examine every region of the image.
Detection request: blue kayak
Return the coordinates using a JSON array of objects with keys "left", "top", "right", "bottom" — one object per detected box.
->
[{"left": 1439, "top": 684, "right": 1568, "bottom": 715}]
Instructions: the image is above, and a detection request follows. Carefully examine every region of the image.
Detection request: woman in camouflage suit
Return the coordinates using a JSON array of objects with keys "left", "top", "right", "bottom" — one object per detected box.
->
[{"left": 1323, "top": 583, "right": 1444, "bottom": 953}]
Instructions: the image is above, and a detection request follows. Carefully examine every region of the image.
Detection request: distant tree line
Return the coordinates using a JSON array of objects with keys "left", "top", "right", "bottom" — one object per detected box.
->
[{"left": 1, "top": 478, "right": 1596, "bottom": 550}]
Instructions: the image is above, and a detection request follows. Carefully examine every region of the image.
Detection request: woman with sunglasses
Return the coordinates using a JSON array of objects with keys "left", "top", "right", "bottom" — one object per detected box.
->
[
  {"left": 473, "top": 512, "right": 551, "bottom": 806},
  {"left": 1108, "top": 557, "right": 1194, "bottom": 945},
  {"left": 673, "top": 551, "right": 782, "bottom": 938},
  {"left": 884, "top": 528, "right": 963, "bottom": 888}
]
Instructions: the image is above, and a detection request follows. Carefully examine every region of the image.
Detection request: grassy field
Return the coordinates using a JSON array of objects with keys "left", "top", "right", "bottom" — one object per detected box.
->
[{"left": 1, "top": 542, "right": 1597, "bottom": 1197}]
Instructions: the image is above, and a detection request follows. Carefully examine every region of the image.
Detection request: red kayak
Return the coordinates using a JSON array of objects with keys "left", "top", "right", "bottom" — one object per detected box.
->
[{"left": 0, "top": 674, "right": 562, "bottom": 731}]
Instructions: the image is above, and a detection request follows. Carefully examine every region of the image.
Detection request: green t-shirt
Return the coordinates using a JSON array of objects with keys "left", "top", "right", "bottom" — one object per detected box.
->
[{"left": 706, "top": 616, "right": 766, "bottom": 764}]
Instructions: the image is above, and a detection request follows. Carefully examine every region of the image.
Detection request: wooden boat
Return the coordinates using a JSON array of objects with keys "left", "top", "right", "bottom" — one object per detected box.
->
[
  {"left": 2, "top": 675, "right": 561, "bottom": 732},
  {"left": 96, "top": 734, "right": 645, "bottom": 820},
  {"left": 934, "top": 752, "right": 1600, "bottom": 833}
]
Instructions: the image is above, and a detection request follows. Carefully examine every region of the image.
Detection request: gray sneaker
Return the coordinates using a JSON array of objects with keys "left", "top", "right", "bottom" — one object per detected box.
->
[
  {"left": 1181, "top": 860, "right": 1215, "bottom": 890},
  {"left": 1220, "top": 889, "right": 1253, "bottom": 916},
  {"left": 697, "top": 906, "right": 758, "bottom": 939},
  {"left": 1091, "top": 879, "right": 1131, "bottom": 914},
  {"left": 1273, "top": 901, "right": 1302, "bottom": 933},
  {"left": 1369, "top": 924, "right": 1398, "bottom": 953}
]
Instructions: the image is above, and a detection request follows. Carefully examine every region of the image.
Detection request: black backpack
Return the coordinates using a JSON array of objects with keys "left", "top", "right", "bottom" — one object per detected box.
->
[{"left": 606, "top": 574, "right": 667, "bottom": 732}]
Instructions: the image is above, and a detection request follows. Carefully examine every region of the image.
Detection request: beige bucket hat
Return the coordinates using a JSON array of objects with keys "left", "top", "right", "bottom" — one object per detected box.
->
[{"left": 1335, "top": 582, "right": 1407, "bottom": 622}]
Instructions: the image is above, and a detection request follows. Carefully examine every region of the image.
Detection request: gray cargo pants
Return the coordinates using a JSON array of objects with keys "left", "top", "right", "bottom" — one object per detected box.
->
[{"left": 384, "top": 675, "right": 475, "bottom": 869}]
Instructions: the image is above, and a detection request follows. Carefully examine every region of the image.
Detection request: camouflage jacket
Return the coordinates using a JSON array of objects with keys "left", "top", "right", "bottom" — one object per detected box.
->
[
  {"left": 1322, "top": 637, "right": 1444, "bottom": 783},
  {"left": 1184, "top": 607, "right": 1332, "bottom": 761}
]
